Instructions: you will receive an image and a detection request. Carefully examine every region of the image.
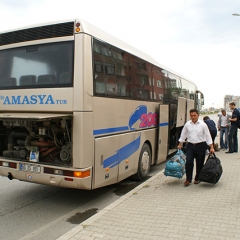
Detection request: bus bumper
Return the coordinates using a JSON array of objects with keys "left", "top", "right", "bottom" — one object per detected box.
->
[{"left": 0, "top": 163, "right": 92, "bottom": 190}]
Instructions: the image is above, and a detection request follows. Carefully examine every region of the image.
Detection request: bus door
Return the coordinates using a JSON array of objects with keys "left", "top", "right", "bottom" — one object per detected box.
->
[
  {"left": 176, "top": 97, "right": 187, "bottom": 127},
  {"left": 156, "top": 105, "right": 169, "bottom": 164}
]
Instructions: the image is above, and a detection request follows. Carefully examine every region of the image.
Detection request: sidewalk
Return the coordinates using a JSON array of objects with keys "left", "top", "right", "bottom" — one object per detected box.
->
[{"left": 58, "top": 134, "right": 240, "bottom": 240}]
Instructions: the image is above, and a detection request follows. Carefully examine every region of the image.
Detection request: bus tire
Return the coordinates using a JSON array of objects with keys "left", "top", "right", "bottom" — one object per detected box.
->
[{"left": 132, "top": 143, "right": 151, "bottom": 181}]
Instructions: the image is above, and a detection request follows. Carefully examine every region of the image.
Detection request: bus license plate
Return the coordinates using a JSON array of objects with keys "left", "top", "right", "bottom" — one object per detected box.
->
[{"left": 19, "top": 163, "right": 41, "bottom": 173}]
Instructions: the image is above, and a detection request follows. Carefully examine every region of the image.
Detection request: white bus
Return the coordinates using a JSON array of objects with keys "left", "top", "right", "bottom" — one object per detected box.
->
[{"left": 0, "top": 19, "right": 204, "bottom": 189}]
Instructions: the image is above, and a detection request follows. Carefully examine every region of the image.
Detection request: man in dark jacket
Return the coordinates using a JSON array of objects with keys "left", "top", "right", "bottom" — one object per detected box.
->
[
  {"left": 203, "top": 116, "right": 217, "bottom": 145},
  {"left": 226, "top": 101, "right": 240, "bottom": 153}
]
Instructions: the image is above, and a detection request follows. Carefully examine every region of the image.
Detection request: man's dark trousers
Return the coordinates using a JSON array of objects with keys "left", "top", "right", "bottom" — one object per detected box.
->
[
  {"left": 228, "top": 126, "right": 238, "bottom": 152},
  {"left": 186, "top": 142, "right": 206, "bottom": 181}
]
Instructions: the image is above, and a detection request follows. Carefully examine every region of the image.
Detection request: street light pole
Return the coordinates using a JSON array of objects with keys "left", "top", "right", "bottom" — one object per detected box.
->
[{"left": 232, "top": 13, "right": 240, "bottom": 16}]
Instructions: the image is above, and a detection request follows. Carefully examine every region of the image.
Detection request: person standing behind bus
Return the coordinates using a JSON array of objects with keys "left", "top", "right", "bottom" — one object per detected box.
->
[
  {"left": 177, "top": 109, "right": 214, "bottom": 187},
  {"left": 217, "top": 109, "right": 231, "bottom": 150},
  {"left": 226, "top": 102, "right": 240, "bottom": 153}
]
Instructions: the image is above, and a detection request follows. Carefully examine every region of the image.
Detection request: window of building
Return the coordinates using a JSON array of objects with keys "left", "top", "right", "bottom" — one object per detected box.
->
[
  {"left": 106, "top": 83, "right": 116, "bottom": 93},
  {"left": 153, "top": 92, "right": 156, "bottom": 100},
  {"left": 157, "top": 80, "right": 162, "bottom": 88},
  {"left": 136, "top": 62, "right": 146, "bottom": 70},
  {"left": 105, "top": 63, "right": 115, "bottom": 74},
  {"left": 117, "top": 83, "right": 127, "bottom": 96},
  {"left": 95, "top": 61, "right": 103, "bottom": 73},
  {"left": 112, "top": 51, "right": 123, "bottom": 60},
  {"left": 96, "top": 82, "right": 106, "bottom": 94},
  {"left": 139, "top": 75, "right": 148, "bottom": 86},
  {"left": 116, "top": 65, "right": 125, "bottom": 76},
  {"left": 139, "top": 90, "right": 148, "bottom": 99},
  {"left": 93, "top": 44, "right": 101, "bottom": 53},
  {"left": 101, "top": 47, "right": 111, "bottom": 56}
]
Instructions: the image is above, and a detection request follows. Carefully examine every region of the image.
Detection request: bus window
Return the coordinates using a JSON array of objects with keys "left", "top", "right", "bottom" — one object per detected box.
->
[
  {"left": 181, "top": 78, "right": 196, "bottom": 100},
  {"left": 151, "top": 66, "right": 164, "bottom": 102},
  {"left": 0, "top": 41, "right": 73, "bottom": 89},
  {"left": 162, "top": 70, "right": 181, "bottom": 102},
  {"left": 93, "top": 38, "right": 128, "bottom": 97},
  {"left": 93, "top": 38, "right": 155, "bottom": 100}
]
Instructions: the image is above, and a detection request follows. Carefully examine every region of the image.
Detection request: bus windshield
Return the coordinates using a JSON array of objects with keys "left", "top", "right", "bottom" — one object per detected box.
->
[{"left": 0, "top": 41, "right": 74, "bottom": 89}]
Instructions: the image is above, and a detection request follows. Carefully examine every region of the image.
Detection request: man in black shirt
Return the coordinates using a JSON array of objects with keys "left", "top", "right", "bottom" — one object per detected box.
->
[{"left": 226, "top": 101, "right": 240, "bottom": 153}]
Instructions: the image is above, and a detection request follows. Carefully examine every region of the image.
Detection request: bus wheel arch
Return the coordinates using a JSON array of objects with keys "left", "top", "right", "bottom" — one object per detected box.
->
[{"left": 132, "top": 142, "right": 152, "bottom": 181}]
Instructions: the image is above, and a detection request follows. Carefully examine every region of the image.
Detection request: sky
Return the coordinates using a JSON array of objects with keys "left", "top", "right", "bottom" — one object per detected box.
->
[{"left": 1, "top": 0, "right": 240, "bottom": 109}]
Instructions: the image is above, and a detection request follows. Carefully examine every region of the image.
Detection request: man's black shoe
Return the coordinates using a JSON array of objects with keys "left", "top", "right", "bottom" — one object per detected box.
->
[{"left": 225, "top": 151, "right": 233, "bottom": 154}]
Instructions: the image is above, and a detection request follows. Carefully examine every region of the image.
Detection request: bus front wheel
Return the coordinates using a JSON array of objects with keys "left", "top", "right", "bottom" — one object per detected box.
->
[{"left": 132, "top": 143, "right": 151, "bottom": 181}]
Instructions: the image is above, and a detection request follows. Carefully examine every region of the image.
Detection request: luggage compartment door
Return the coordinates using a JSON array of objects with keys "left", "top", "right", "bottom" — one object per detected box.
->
[
  {"left": 93, "top": 132, "right": 140, "bottom": 189},
  {"left": 156, "top": 105, "right": 169, "bottom": 164},
  {"left": 93, "top": 136, "right": 119, "bottom": 189}
]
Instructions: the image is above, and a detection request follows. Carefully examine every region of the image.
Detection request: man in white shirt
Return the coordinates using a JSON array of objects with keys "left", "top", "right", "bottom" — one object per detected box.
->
[
  {"left": 177, "top": 109, "right": 214, "bottom": 187},
  {"left": 217, "top": 109, "right": 231, "bottom": 150}
]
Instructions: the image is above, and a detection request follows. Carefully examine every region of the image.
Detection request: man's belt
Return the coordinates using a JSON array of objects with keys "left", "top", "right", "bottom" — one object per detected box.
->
[{"left": 188, "top": 142, "right": 205, "bottom": 145}]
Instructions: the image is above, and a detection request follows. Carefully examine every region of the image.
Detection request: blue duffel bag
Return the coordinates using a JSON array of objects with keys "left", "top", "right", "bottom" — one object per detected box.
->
[{"left": 164, "top": 149, "right": 186, "bottom": 179}]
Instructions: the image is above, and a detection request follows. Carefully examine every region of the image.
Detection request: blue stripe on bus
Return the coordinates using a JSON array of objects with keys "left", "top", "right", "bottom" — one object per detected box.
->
[
  {"left": 93, "top": 126, "right": 129, "bottom": 135},
  {"left": 93, "top": 122, "right": 168, "bottom": 136},
  {"left": 103, "top": 135, "right": 141, "bottom": 169},
  {"left": 159, "top": 122, "right": 168, "bottom": 127},
  {"left": 128, "top": 105, "right": 147, "bottom": 130}
]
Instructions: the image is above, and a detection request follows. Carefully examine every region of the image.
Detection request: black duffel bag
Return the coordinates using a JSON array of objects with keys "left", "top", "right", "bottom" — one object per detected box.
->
[{"left": 198, "top": 153, "right": 223, "bottom": 184}]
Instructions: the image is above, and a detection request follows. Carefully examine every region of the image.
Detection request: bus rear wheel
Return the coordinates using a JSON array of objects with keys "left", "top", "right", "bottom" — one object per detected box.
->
[{"left": 132, "top": 143, "right": 151, "bottom": 181}]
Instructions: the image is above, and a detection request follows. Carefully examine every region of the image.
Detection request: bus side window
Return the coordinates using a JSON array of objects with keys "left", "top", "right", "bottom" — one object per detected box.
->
[
  {"left": 37, "top": 74, "right": 56, "bottom": 85},
  {"left": 19, "top": 75, "right": 36, "bottom": 85},
  {"left": 0, "top": 77, "right": 17, "bottom": 87}
]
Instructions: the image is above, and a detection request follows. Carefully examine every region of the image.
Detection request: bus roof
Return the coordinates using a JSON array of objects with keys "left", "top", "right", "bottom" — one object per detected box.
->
[{"left": 0, "top": 18, "right": 196, "bottom": 85}]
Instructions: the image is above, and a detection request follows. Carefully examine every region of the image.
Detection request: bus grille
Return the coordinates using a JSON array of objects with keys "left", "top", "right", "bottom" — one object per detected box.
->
[{"left": 0, "top": 22, "right": 74, "bottom": 46}]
